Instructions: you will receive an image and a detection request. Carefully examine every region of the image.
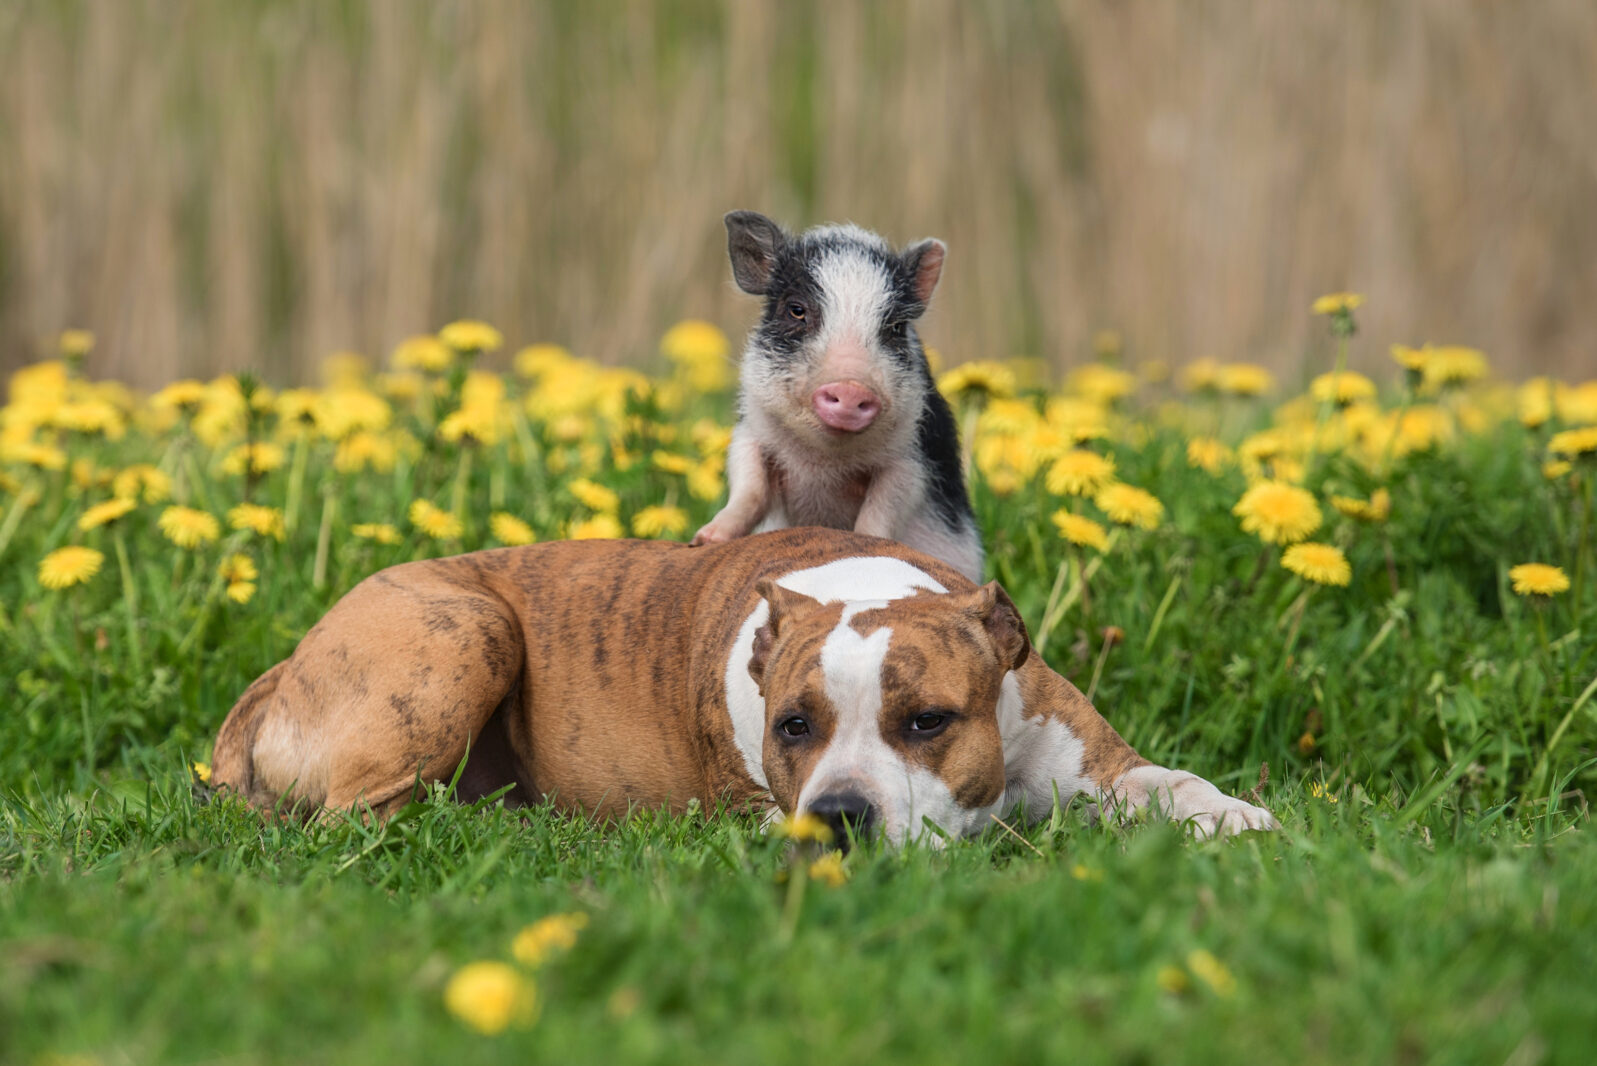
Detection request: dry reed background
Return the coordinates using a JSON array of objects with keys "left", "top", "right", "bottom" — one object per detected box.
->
[{"left": 2, "top": 0, "right": 1594, "bottom": 389}]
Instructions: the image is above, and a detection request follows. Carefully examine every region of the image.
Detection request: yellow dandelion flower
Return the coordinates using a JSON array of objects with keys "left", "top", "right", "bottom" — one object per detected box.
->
[
  {"left": 1186, "top": 437, "right": 1232, "bottom": 474},
  {"left": 651, "top": 451, "right": 696, "bottom": 476},
  {"left": 1310, "top": 370, "right": 1377, "bottom": 407},
  {"left": 978, "top": 398, "right": 1043, "bottom": 437},
  {"left": 513, "top": 343, "right": 575, "bottom": 380},
  {"left": 1311, "top": 292, "right": 1364, "bottom": 316},
  {"left": 687, "top": 459, "right": 725, "bottom": 502},
  {"left": 312, "top": 387, "right": 392, "bottom": 441},
  {"left": 808, "top": 851, "right": 848, "bottom": 888},
  {"left": 1548, "top": 426, "right": 1597, "bottom": 461},
  {"left": 1156, "top": 965, "right": 1190, "bottom": 995},
  {"left": 51, "top": 398, "right": 123, "bottom": 436},
  {"left": 1066, "top": 363, "right": 1138, "bottom": 405},
  {"left": 1307, "top": 781, "right": 1339, "bottom": 804},
  {"left": 150, "top": 379, "right": 208, "bottom": 413},
  {"left": 220, "top": 441, "right": 287, "bottom": 476},
  {"left": 1052, "top": 510, "right": 1109, "bottom": 552},
  {"left": 351, "top": 522, "right": 402, "bottom": 545},
  {"left": 1281, "top": 542, "right": 1351, "bottom": 587},
  {"left": 1517, "top": 378, "right": 1557, "bottom": 430},
  {"left": 1045, "top": 449, "right": 1115, "bottom": 497},
  {"left": 158, "top": 506, "right": 221, "bottom": 549},
  {"left": 77, "top": 496, "right": 136, "bottom": 532},
  {"left": 1043, "top": 396, "right": 1110, "bottom": 443},
  {"left": 774, "top": 812, "right": 834, "bottom": 844},
  {"left": 443, "top": 961, "right": 537, "bottom": 1035},
  {"left": 1330, "top": 488, "right": 1390, "bottom": 523},
  {"left": 274, "top": 388, "right": 321, "bottom": 426},
  {"left": 1390, "top": 343, "right": 1429, "bottom": 375},
  {"left": 1180, "top": 357, "right": 1222, "bottom": 393},
  {"left": 192, "top": 761, "right": 212, "bottom": 784},
  {"left": 567, "top": 514, "right": 624, "bottom": 540},
  {"left": 1544, "top": 460, "right": 1572, "bottom": 480},
  {"left": 632, "top": 505, "right": 690, "bottom": 539},
  {"left": 1424, "top": 346, "right": 1488, "bottom": 389},
  {"left": 39, "top": 545, "right": 104, "bottom": 589},
  {"left": 1095, "top": 483, "right": 1164, "bottom": 530},
  {"left": 511, "top": 913, "right": 589, "bottom": 968},
  {"left": 409, "top": 500, "right": 462, "bottom": 540},
  {"left": 1092, "top": 329, "right": 1123, "bottom": 359},
  {"left": 111, "top": 464, "right": 170, "bottom": 503},
  {"left": 1508, "top": 563, "right": 1569, "bottom": 598},
  {"left": 391, "top": 335, "right": 453, "bottom": 373},
  {"left": 228, "top": 503, "right": 286, "bottom": 541},
  {"left": 439, "top": 402, "right": 507, "bottom": 446},
  {"left": 661, "top": 320, "right": 732, "bottom": 392},
  {"left": 6, "top": 441, "right": 67, "bottom": 470},
  {"left": 489, "top": 512, "right": 537, "bottom": 546},
  {"left": 1233, "top": 480, "right": 1321, "bottom": 545},
  {"left": 59, "top": 329, "right": 95, "bottom": 358},
  {"left": 568, "top": 477, "right": 620, "bottom": 515},
  {"left": 1216, "top": 363, "right": 1275, "bottom": 398},
  {"left": 438, "top": 320, "right": 503, "bottom": 354},
  {"left": 937, "top": 360, "right": 1016, "bottom": 402},
  {"left": 218, "top": 554, "right": 259, "bottom": 604},
  {"left": 1556, "top": 380, "right": 1597, "bottom": 424},
  {"left": 1186, "top": 950, "right": 1237, "bottom": 998}
]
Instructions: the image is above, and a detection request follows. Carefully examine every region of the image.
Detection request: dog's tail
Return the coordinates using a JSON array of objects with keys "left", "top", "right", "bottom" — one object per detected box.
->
[{"left": 210, "top": 660, "right": 288, "bottom": 805}]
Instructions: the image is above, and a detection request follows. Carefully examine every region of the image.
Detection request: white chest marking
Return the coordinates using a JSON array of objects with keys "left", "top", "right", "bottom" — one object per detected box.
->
[
  {"left": 994, "top": 671, "right": 1090, "bottom": 820},
  {"left": 722, "top": 557, "right": 946, "bottom": 789}
]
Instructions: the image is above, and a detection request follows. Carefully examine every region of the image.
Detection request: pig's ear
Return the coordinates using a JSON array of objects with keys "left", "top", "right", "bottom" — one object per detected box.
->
[
  {"left": 748, "top": 578, "right": 824, "bottom": 689},
  {"left": 902, "top": 238, "right": 946, "bottom": 307},
  {"left": 725, "top": 211, "right": 786, "bottom": 295},
  {"left": 966, "top": 581, "right": 1030, "bottom": 672}
]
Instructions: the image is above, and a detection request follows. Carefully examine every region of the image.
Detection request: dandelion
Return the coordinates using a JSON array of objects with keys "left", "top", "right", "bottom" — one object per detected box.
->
[
  {"left": 687, "top": 460, "right": 725, "bottom": 502},
  {"left": 568, "top": 514, "right": 624, "bottom": 540},
  {"left": 1311, "top": 292, "right": 1364, "bottom": 316},
  {"left": 774, "top": 812, "right": 834, "bottom": 844},
  {"left": 192, "top": 762, "right": 212, "bottom": 784},
  {"left": 808, "top": 851, "right": 848, "bottom": 887},
  {"left": 1186, "top": 437, "right": 1231, "bottom": 474},
  {"left": 1095, "top": 483, "right": 1164, "bottom": 530},
  {"left": 490, "top": 512, "right": 537, "bottom": 546},
  {"left": 150, "top": 379, "right": 208, "bottom": 414},
  {"left": 158, "top": 506, "right": 221, "bottom": 549},
  {"left": 443, "top": 961, "right": 537, "bottom": 1035},
  {"left": 334, "top": 430, "right": 400, "bottom": 475},
  {"left": 632, "top": 505, "right": 690, "bottom": 539},
  {"left": 228, "top": 503, "right": 286, "bottom": 541},
  {"left": 219, "top": 554, "right": 258, "bottom": 604},
  {"left": 567, "top": 477, "right": 621, "bottom": 514},
  {"left": 221, "top": 441, "right": 287, "bottom": 476},
  {"left": 1508, "top": 563, "right": 1569, "bottom": 598},
  {"left": 513, "top": 343, "right": 575, "bottom": 379},
  {"left": 1070, "top": 864, "right": 1105, "bottom": 883},
  {"left": 1051, "top": 510, "right": 1109, "bottom": 552},
  {"left": 1544, "top": 460, "right": 1572, "bottom": 481},
  {"left": 391, "top": 335, "right": 453, "bottom": 373},
  {"left": 77, "top": 497, "right": 136, "bottom": 532},
  {"left": 1330, "top": 488, "right": 1390, "bottom": 523},
  {"left": 661, "top": 319, "right": 732, "bottom": 392},
  {"left": 651, "top": 451, "right": 696, "bottom": 476},
  {"left": 1156, "top": 966, "right": 1190, "bottom": 995},
  {"left": 39, "top": 546, "right": 104, "bottom": 589},
  {"left": 1045, "top": 449, "right": 1115, "bottom": 497},
  {"left": 1233, "top": 480, "right": 1321, "bottom": 545},
  {"left": 511, "top": 913, "right": 589, "bottom": 967},
  {"left": 274, "top": 388, "right": 321, "bottom": 426},
  {"left": 1307, "top": 781, "right": 1339, "bottom": 804},
  {"left": 1424, "top": 346, "right": 1489, "bottom": 389},
  {"left": 438, "top": 320, "right": 504, "bottom": 354},
  {"left": 1066, "top": 363, "right": 1138, "bottom": 406},
  {"left": 1216, "top": 363, "right": 1274, "bottom": 398},
  {"left": 937, "top": 360, "right": 1015, "bottom": 401},
  {"left": 1281, "top": 543, "right": 1352, "bottom": 587},
  {"left": 409, "top": 500, "right": 463, "bottom": 540},
  {"left": 1186, "top": 950, "right": 1237, "bottom": 998},
  {"left": 51, "top": 398, "right": 123, "bottom": 436},
  {"left": 1180, "top": 357, "right": 1222, "bottom": 393},
  {"left": 1310, "top": 370, "right": 1377, "bottom": 407},
  {"left": 351, "top": 522, "right": 402, "bottom": 545},
  {"left": 59, "top": 329, "right": 95, "bottom": 358},
  {"left": 1548, "top": 426, "right": 1597, "bottom": 461}
]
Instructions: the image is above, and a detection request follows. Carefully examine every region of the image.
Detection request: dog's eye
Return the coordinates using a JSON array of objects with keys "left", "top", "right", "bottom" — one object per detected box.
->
[
  {"left": 909, "top": 712, "right": 947, "bottom": 734},
  {"left": 786, "top": 303, "right": 806, "bottom": 321},
  {"left": 778, "top": 716, "right": 810, "bottom": 738}
]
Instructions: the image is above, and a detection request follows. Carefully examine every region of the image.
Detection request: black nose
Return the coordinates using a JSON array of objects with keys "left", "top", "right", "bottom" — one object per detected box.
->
[{"left": 807, "top": 792, "right": 876, "bottom": 849}]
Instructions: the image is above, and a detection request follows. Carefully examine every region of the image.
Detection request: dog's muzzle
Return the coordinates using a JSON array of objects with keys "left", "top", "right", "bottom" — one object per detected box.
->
[{"left": 806, "top": 790, "right": 877, "bottom": 851}]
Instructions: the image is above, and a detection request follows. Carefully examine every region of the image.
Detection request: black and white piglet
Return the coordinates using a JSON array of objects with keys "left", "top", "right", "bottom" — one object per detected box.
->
[{"left": 691, "top": 211, "right": 982, "bottom": 582}]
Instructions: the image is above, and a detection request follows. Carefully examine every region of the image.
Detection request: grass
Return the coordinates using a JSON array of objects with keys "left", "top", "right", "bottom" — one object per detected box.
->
[{"left": 2, "top": 332, "right": 1595, "bottom": 1064}]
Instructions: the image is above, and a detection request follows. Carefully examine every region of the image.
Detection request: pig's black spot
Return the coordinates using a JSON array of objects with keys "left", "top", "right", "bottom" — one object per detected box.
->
[{"left": 917, "top": 377, "right": 977, "bottom": 530}]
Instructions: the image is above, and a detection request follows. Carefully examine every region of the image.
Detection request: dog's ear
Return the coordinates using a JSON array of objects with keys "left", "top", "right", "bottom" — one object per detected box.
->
[
  {"left": 967, "top": 581, "right": 1030, "bottom": 672},
  {"left": 748, "top": 579, "right": 824, "bottom": 691},
  {"left": 725, "top": 211, "right": 786, "bottom": 295}
]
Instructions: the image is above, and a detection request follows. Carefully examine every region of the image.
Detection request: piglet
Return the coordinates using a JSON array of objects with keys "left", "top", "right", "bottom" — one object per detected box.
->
[{"left": 691, "top": 211, "right": 982, "bottom": 582}]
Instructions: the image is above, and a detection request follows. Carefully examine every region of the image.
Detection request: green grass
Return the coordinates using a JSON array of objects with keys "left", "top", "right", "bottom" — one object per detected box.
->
[{"left": 2, "top": 359, "right": 1595, "bottom": 1064}]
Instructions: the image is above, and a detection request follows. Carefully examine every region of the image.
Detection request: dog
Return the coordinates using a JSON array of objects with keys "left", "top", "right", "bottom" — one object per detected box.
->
[{"left": 211, "top": 528, "right": 1276, "bottom": 844}]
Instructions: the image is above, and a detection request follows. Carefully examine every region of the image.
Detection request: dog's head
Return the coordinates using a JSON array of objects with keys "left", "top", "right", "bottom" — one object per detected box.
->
[{"left": 746, "top": 577, "right": 1029, "bottom": 848}]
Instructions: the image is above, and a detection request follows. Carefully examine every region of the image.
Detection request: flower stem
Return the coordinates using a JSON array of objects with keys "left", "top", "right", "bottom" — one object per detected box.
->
[
  {"left": 313, "top": 486, "right": 337, "bottom": 590},
  {"left": 113, "top": 529, "right": 145, "bottom": 673}
]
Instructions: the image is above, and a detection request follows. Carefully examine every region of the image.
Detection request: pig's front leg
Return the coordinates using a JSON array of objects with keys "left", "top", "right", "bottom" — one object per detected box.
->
[
  {"left": 692, "top": 426, "right": 772, "bottom": 546},
  {"left": 851, "top": 459, "right": 925, "bottom": 543},
  {"left": 1001, "top": 660, "right": 1278, "bottom": 840}
]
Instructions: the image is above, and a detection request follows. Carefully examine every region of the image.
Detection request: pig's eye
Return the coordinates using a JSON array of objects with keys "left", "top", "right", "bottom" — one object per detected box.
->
[
  {"left": 777, "top": 715, "right": 811, "bottom": 738},
  {"left": 887, "top": 320, "right": 908, "bottom": 339},
  {"left": 786, "top": 303, "right": 806, "bottom": 321},
  {"left": 909, "top": 712, "right": 950, "bottom": 735}
]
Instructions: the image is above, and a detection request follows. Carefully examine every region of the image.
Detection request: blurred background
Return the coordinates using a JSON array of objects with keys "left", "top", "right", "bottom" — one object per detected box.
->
[{"left": 3, "top": 0, "right": 1594, "bottom": 389}]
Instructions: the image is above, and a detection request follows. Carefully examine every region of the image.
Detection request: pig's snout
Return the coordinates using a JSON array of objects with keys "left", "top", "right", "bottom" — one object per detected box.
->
[{"left": 812, "top": 381, "right": 881, "bottom": 432}]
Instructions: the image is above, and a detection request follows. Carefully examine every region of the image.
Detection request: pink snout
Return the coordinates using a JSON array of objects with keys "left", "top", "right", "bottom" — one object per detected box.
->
[{"left": 812, "top": 381, "right": 881, "bottom": 432}]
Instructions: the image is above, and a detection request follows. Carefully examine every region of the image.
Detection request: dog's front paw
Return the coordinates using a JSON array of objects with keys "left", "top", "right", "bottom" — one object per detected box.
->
[{"left": 1112, "top": 765, "right": 1279, "bottom": 840}]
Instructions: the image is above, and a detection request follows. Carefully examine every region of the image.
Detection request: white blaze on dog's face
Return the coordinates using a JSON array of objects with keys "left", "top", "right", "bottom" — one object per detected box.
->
[
  {"left": 725, "top": 212, "right": 945, "bottom": 453},
  {"left": 743, "top": 570, "right": 1030, "bottom": 846}
]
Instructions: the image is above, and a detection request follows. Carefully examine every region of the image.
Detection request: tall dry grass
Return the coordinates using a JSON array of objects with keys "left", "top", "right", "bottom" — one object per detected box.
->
[{"left": 2, "top": 0, "right": 1594, "bottom": 388}]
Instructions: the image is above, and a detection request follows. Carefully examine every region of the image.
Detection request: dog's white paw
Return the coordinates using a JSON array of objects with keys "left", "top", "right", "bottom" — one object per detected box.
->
[{"left": 1112, "top": 765, "right": 1279, "bottom": 840}]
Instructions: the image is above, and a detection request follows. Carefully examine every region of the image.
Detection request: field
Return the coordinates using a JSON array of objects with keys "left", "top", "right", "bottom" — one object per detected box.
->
[{"left": 3, "top": 313, "right": 1596, "bottom": 1064}]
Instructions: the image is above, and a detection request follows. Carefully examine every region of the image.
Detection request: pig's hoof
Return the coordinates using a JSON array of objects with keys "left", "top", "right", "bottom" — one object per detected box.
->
[{"left": 692, "top": 523, "right": 735, "bottom": 547}]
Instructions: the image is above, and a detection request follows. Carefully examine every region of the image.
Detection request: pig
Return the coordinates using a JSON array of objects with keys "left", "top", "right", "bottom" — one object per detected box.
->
[{"left": 691, "top": 211, "right": 983, "bottom": 583}]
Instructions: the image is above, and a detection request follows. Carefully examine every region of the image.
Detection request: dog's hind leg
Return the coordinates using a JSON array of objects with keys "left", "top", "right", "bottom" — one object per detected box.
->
[{"left": 237, "top": 565, "right": 530, "bottom": 819}]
